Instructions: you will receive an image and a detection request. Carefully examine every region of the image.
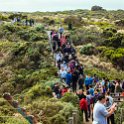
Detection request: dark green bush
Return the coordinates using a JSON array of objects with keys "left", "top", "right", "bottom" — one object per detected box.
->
[
  {"left": 2, "top": 118, "right": 29, "bottom": 124},
  {"left": 25, "top": 98, "right": 76, "bottom": 124},
  {"left": 61, "top": 92, "right": 79, "bottom": 106},
  {"left": 0, "top": 14, "right": 8, "bottom": 21},
  {"left": 102, "top": 27, "right": 117, "bottom": 37},
  {"left": 91, "top": 6, "right": 104, "bottom": 11},
  {"left": 35, "top": 24, "right": 45, "bottom": 32},
  {"left": 3, "top": 24, "right": 21, "bottom": 33},
  {"left": 64, "top": 16, "right": 82, "bottom": 27},
  {"left": 99, "top": 47, "right": 124, "bottom": 70},
  {"left": 103, "top": 33, "right": 123, "bottom": 48},
  {"left": 115, "top": 102, "right": 124, "bottom": 124},
  {"left": 115, "top": 19, "right": 124, "bottom": 27},
  {"left": 80, "top": 44, "right": 96, "bottom": 55},
  {"left": 50, "top": 114, "right": 66, "bottom": 124}
]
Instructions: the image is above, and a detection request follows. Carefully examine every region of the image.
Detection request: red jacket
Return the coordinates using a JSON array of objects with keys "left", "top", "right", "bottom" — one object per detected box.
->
[
  {"left": 79, "top": 98, "right": 88, "bottom": 111},
  {"left": 61, "top": 88, "right": 68, "bottom": 96},
  {"left": 60, "top": 36, "right": 66, "bottom": 46}
]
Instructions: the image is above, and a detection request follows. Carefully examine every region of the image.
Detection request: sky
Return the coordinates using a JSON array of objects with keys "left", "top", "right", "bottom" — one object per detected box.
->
[{"left": 0, "top": 0, "right": 124, "bottom": 12}]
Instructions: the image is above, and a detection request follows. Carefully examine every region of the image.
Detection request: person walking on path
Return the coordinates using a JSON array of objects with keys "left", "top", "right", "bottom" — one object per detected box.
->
[
  {"left": 80, "top": 95, "right": 89, "bottom": 122},
  {"left": 59, "top": 26, "right": 64, "bottom": 38}
]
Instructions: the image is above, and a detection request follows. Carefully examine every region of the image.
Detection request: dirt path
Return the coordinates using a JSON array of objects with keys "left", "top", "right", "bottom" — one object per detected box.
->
[
  {"left": 84, "top": 119, "right": 92, "bottom": 124},
  {"left": 83, "top": 114, "right": 92, "bottom": 124}
]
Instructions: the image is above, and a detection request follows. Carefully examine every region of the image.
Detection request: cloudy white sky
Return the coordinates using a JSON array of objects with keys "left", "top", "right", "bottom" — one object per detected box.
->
[{"left": 0, "top": 0, "right": 124, "bottom": 12}]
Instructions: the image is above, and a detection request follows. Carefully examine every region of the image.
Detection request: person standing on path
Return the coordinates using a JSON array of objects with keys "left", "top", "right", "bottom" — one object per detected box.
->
[
  {"left": 80, "top": 95, "right": 89, "bottom": 122},
  {"left": 59, "top": 26, "right": 64, "bottom": 38},
  {"left": 93, "top": 94, "right": 116, "bottom": 124}
]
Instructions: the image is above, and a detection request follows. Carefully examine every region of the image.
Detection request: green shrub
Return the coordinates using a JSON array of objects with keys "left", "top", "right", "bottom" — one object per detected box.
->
[
  {"left": 0, "top": 14, "right": 8, "bottom": 21},
  {"left": 50, "top": 114, "right": 66, "bottom": 124},
  {"left": 103, "top": 33, "right": 123, "bottom": 48},
  {"left": 103, "top": 30, "right": 114, "bottom": 37},
  {"left": 30, "top": 33, "right": 42, "bottom": 41},
  {"left": 115, "top": 19, "right": 124, "bottom": 27},
  {"left": 3, "top": 24, "right": 21, "bottom": 33},
  {"left": 0, "top": 82, "right": 14, "bottom": 94},
  {"left": 64, "top": 16, "right": 82, "bottom": 27},
  {"left": 122, "top": 38, "right": 124, "bottom": 46},
  {"left": 85, "top": 66, "right": 124, "bottom": 80},
  {"left": 80, "top": 43, "right": 96, "bottom": 55},
  {"left": 26, "top": 98, "right": 76, "bottom": 124},
  {"left": 103, "top": 49, "right": 114, "bottom": 59},
  {"left": 61, "top": 92, "right": 79, "bottom": 106},
  {"left": 115, "top": 102, "right": 124, "bottom": 124},
  {"left": 91, "top": 6, "right": 104, "bottom": 11},
  {"left": 2, "top": 118, "right": 29, "bottom": 124},
  {"left": 35, "top": 24, "right": 45, "bottom": 32},
  {"left": 96, "top": 46, "right": 108, "bottom": 53}
]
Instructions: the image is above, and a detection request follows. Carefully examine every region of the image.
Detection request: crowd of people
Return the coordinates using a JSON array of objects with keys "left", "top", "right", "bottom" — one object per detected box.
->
[
  {"left": 12, "top": 17, "right": 35, "bottom": 26},
  {"left": 2, "top": 26, "right": 124, "bottom": 124},
  {"left": 50, "top": 27, "right": 124, "bottom": 124}
]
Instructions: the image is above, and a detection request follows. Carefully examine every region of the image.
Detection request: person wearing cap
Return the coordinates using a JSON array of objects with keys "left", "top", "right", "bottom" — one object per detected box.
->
[
  {"left": 93, "top": 94, "right": 116, "bottom": 124},
  {"left": 61, "top": 84, "right": 69, "bottom": 96},
  {"left": 58, "top": 26, "right": 64, "bottom": 37}
]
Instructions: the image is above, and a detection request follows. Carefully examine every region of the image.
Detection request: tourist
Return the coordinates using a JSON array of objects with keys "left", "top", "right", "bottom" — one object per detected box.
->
[
  {"left": 80, "top": 95, "right": 89, "bottom": 122},
  {"left": 93, "top": 94, "right": 116, "bottom": 124}
]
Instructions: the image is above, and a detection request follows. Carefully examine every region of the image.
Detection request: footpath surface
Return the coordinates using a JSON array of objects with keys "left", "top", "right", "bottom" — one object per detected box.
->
[{"left": 84, "top": 119, "right": 92, "bottom": 124}]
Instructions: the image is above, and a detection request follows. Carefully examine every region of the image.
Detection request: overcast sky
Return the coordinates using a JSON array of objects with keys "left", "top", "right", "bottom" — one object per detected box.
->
[{"left": 0, "top": 0, "right": 124, "bottom": 12}]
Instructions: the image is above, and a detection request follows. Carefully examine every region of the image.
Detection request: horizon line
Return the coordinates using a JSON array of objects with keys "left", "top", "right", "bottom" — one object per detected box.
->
[{"left": 0, "top": 8, "right": 124, "bottom": 13}]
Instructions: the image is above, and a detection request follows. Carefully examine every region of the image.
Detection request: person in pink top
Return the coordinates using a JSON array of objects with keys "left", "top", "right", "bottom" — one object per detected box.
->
[{"left": 60, "top": 35, "right": 67, "bottom": 47}]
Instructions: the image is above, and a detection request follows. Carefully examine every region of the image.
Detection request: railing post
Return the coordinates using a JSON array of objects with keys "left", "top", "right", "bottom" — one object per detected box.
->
[
  {"left": 120, "top": 108, "right": 124, "bottom": 124},
  {"left": 120, "top": 108, "right": 122, "bottom": 124},
  {"left": 72, "top": 112, "right": 78, "bottom": 124},
  {"left": 72, "top": 110, "right": 78, "bottom": 124},
  {"left": 68, "top": 117, "right": 74, "bottom": 124},
  {"left": 123, "top": 109, "right": 124, "bottom": 124}
]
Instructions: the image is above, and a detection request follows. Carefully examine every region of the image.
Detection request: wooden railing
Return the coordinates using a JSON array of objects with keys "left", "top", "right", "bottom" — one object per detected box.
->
[
  {"left": 120, "top": 108, "right": 124, "bottom": 124},
  {"left": 68, "top": 110, "right": 78, "bottom": 124}
]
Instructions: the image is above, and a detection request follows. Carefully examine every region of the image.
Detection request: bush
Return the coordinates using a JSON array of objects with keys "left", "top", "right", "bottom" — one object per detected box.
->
[
  {"left": 91, "top": 6, "right": 104, "bottom": 11},
  {"left": 0, "top": 82, "right": 14, "bottom": 94},
  {"left": 61, "top": 92, "right": 79, "bottom": 106},
  {"left": 115, "top": 102, "right": 124, "bottom": 124},
  {"left": 26, "top": 98, "right": 76, "bottom": 124},
  {"left": 110, "top": 48, "right": 124, "bottom": 69},
  {"left": 3, "top": 24, "right": 21, "bottom": 33},
  {"left": 103, "top": 48, "right": 114, "bottom": 59},
  {"left": 122, "top": 38, "right": 124, "bottom": 46},
  {"left": 102, "top": 28, "right": 117, "bottom": 37},
  {"left": 0, "top": 14, "right": 8, "bottom": 21},
  {"left": 115, "top": 19, "right": 124, "bottom": 27},
  {"left": 64, "top": 16, "right": 82, "bottom": 27},
  {"left": 2, "top": 118, "right": 29, "bottom": 124},
  {"left": 80, "top": 43, "right": 96, "bottom": 55},
  {"left": 103, "top": 33, "right": 123, "bottom": 48},
  {"left": 35, "top": 24, "right": 45, "bottom": 32},
  {"left": 50, "top": 114, "right": 66, "bottom": 124},
  {"left": 98, "top": 47, "right": 124, "bottom": 70},
  {"left": 30, "top": 33, "right": 42, "bottom": 41}
]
